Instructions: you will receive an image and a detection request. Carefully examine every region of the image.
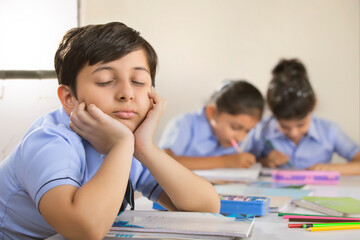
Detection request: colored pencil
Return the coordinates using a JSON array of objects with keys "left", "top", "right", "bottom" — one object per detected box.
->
[
  {"left": 306, "top": 225, "right": 360, "bottom": 232},
  {"left": 289, "top": 218, "right": 360, "bottom": 222},
  {"left": 288, "top": 224, "right": 304, "bottom": 228},
  {"left": 283, "top": 215, "right": 360, "bottom": 221},
  {"left": 302, "top": 222, "right": 360, "bottom": 228}
]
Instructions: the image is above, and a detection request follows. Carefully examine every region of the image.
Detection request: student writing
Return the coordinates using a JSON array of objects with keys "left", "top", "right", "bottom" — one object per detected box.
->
[
  {"left": 0, "top": 22, "right": 220, "bottom": 240},
  {"left": 159, "top": 80, "right": 264, "bottom": 170},
  {"left": 247, "top": 59, "right": 360, "bottom": 175}
]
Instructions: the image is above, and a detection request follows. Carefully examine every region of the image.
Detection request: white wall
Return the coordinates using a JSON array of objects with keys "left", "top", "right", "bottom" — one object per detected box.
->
[
  {"left": 1, "top": 0, "right": 359, "bottom": 162},
  {"left": 80, "top": 0, "right": 359, "bottom": 149}
]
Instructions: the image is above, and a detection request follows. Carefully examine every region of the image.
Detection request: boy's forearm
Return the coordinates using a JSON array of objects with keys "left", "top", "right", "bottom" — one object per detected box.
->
[
  {"left": 138, "top": 145, "right": 220, "bottom": 213},
  {"left": 333, "top": 162, "right": 360, "bottom": 175},
  {"left": 69, "top": 140, "right": 134, "bottom": 237}
]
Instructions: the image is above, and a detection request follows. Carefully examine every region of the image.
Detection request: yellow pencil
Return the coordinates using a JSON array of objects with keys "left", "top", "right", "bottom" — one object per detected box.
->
[{"left": 306, "top": 225, "right": 360, "bottom": 232}]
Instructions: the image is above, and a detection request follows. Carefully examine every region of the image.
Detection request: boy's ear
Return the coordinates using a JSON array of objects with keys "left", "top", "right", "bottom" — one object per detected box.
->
[
  {"left": 57, "top": 85, "right": 77, "bottom": 115},
  {"left": 205, "top": 104, "right": 217, "bottom": 119},
  {"left": 205, "top": 104, "right": 218, "bottom": 126}
]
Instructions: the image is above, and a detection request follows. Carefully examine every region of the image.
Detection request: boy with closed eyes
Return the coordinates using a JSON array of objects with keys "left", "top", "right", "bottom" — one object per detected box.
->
[{"left": 0, "top": 22, "right": 220, "bottom": 240}]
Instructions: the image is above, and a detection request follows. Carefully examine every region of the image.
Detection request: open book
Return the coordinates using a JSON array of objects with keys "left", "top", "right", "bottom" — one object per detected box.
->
[{"left": 111, "top": 210, "right": 255, "bottom": 239}]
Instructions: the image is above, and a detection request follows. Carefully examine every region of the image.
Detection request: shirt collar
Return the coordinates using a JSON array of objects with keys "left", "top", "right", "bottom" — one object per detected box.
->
[
  {"left": 266, "top": 115, "right": 321, "bottom": 143},
  {"left": 59, "top": 106, "right": 71, "bottom": 126},
  {"left": 306, "top": 116, "right": 321, "bottom": 142}
]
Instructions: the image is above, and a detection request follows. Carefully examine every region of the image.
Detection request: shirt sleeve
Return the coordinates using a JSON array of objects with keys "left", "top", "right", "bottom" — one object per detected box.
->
[
  {"left": 330, "top": 123, "right": 360, "bottom": 161},
  {"left": 131, "top": 159, "right": 163, "bottom": 202},
  {"left": 158, "top": 114, "right": 194, "bottom": 155},
  {"left": 243, "top": 122, "right": 267, "bottom": 159},
  {"left": 18, "top": 126, "right": 84, "bottom": 208}
]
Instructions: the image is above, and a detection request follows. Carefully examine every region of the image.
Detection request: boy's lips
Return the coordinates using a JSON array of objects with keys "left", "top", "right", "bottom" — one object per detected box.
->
[{"left": 113, "top": 110, "right": 137, "bottom": 119}]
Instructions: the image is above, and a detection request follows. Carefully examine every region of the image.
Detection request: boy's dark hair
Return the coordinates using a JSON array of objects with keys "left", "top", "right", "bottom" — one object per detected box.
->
[
  {"left": 55, "top": 22, "right": 158, "bottom": 98},
  {"left": 267, "top": 58, "right": 316, "bottom": 120},
  {"left": 209, "top": 80, "right": 264, "bottom": 119}
]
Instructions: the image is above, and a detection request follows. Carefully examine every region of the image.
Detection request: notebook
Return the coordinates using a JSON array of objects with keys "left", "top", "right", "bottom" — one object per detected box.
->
[
  {"left": 294, "top": 196, "right": 360, "bottom": 217},
  {"left": 193, "top": 163, "right": 261, "bottom": 182},
  {"left": 111, "top": 210, "right": 255, "bottom": 239}
]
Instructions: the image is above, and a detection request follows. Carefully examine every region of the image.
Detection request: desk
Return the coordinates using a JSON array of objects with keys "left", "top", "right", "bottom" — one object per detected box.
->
[
  {"left": 135, "top": 175, "right": 360, "bottom": 240},
  {"left": 47, "top": 175, "right": 360, "bottom": 240}
]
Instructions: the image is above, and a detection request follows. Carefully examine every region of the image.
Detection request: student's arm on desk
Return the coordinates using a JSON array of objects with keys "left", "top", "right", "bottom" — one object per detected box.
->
[
  {"left": 163, "top": 149, "right": 256, "bottom": 170},
  {"left": 308, "top": 152, "right": 360, "bottom": 175},
  {"left": 39, "top": 103, "right": 134, "bottom": 240}
]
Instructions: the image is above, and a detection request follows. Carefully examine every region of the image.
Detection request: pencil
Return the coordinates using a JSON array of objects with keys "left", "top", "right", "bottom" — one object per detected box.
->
[
  {"left": 283, "top": 215, "right": 360, "bottom": 221},
  {"left": 288, "top": 224, "right": 304, "bottom": 228},
  {"left": 306, "top": 225, "right": 360, "bottom": 232},
  {"left": 265, "top": 140, "right": 291, "bottom": 168},
  {"left": 231, "top": 139, "right": 241, "bottom": 153},
  {"left": 303, "top": 222, "right": 360, "bottom": 228},
  {"left": 265, "top": 140, "right": 274, "bottom": 150}
]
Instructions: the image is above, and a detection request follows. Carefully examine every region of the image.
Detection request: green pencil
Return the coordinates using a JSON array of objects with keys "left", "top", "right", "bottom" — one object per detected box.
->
[{"left": 302, "top": 222, "right": 360, "bottom": 228}]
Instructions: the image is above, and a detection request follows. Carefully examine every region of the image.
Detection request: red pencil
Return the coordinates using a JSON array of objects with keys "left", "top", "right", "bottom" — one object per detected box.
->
[{"left": 288, "top": 224, "right": 304, "bottom": 228}]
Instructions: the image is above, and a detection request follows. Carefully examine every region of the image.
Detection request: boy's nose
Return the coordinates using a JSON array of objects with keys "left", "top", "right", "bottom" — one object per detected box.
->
[
  {"left": 289, "top": 128, "right": 300, "bottom": 138},
  {"left": 116, "top": 82, "right": 134, "bottom": 101}
]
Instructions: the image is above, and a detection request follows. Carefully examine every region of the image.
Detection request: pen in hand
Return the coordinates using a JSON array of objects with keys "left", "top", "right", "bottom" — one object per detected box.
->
[
  {"left": 265, "top": 139, "right": 292, "bottom": 168},
  {"left": 231, "top": 139, "right": 241, "bottom": 153}
]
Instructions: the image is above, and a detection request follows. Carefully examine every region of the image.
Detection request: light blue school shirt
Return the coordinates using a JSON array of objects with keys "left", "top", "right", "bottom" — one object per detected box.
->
[
  {"left": 0, "top": 107, "right": 162, "bottom": 240},
  {"left": 245, "top": 116, "right": 360, "bottom": 169},
  {"left": 159, "top": 108, "right": 241, "bottom": 157}
]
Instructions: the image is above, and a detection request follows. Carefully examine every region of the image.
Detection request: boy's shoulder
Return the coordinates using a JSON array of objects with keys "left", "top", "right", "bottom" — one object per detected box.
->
[
  {"left": 172, "top": 108, "right": 206, "bottom": 124},
  {"left": 23, "top": 107, "right": 82, "bottom": 148}
]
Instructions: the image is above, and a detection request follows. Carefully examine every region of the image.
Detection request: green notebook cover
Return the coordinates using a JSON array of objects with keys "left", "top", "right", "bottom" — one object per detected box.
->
[{"left": 300, "top": 196, "right": 360, "bottom": 217}]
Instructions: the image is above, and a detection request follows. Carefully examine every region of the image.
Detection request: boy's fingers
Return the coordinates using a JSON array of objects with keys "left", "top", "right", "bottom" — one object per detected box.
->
[{"left": 87, "top": 104, "right": 106, "bottom": 122}]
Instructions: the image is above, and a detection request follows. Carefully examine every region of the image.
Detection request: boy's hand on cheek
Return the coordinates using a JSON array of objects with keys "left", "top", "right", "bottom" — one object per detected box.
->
[
  {"left": 134, "top": 88, "right": 167, "bottom": 159},
  {"left": 69, "top": 102, "right": 134, "bottom": 154}
]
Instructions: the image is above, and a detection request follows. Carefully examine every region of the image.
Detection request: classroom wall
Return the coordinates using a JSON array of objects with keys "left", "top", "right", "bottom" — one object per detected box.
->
[
  {"left": 79, "top": 0, "right": 360, "bottom": 159},
  {"left": 0, "top": 0, "right": 359, "bottom": 162}
]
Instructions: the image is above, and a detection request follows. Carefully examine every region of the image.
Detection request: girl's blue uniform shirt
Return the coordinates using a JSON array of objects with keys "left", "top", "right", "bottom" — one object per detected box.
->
[
  {"left": 159, "top": 108, "right": 241, "bottom": 156},
  {"left": 0, "top": 107, "right": 162, "bottom": 240},
  {"left": 246, "top": 116, "right": 360, "bottom": 169}
]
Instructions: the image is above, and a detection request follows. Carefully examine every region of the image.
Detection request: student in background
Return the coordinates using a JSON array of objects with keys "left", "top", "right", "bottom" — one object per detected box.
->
[
  {"left": 159, "top": 80, "right": 264, "bottom": 170},
  {"left": 0, "top": 22, "right": 220, "bottom": 240},
  {"left": 247, "top": 58, "right": 360, "bottom": 175}
]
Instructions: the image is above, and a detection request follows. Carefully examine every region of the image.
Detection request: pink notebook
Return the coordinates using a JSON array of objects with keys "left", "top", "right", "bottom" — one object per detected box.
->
[{"left": 272, "top": 170, "right": 339, "bottom": 185}]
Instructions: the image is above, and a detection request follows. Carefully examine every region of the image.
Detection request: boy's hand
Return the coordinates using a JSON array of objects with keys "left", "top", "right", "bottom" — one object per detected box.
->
[
  {"left": 134, "top": 88, "right": 167, "bottom": 158},
  {"left": 262, "top": 150, "right": 289, "bottom": 168},
  {"left": 308, "top": 163, "right": 334, "bottom": 171},
  {"left": 69, "top": 102, "right": 134, "bottom": 154},
  {"left": 225, "top": 152, "right": 256, "bottom": 168}
]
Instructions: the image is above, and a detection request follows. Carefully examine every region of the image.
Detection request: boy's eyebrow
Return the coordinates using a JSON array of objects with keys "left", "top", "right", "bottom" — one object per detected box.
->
[
  {"left": 92, "top": 65, "right": 113, "bottom": 74},
  {"left": 134, "top": 66, "right": 150, "bottom": 74},
  {"left": 91, "top": 66, "right": 150, "bottom": 74}
]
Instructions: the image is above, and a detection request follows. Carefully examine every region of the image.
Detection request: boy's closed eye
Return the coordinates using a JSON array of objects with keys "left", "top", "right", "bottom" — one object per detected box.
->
[
  {"left": 96, "top": 80, "right": 115, "bottom": 86},
  {"left": 231, "top": 124, "right": 244, "bottom": 131},
  {"left": 131, "top": 79, "right": 146, "bottom": 86}
]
